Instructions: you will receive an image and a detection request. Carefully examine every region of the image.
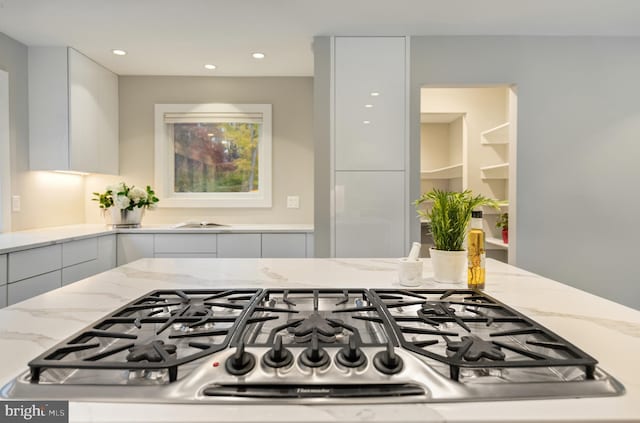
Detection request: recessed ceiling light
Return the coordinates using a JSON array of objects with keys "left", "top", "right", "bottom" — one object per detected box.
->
[
  {"left": 370, "top": 92, "right": 380, "bottom": 97},
  {"left": 252, "top": 52, "right": 265, "bottom": 59},
  {"left": 112, "top": 49, "right": 127, "bottom": 56},
  {"left": 204, "top": 64, "right": 217, "bottom": 70},
  {"left": 363, "top": 120, "right": 371, "bottom": 124},
  {"left": 365, "top": 104, "right": 373, "bottom": 108}
]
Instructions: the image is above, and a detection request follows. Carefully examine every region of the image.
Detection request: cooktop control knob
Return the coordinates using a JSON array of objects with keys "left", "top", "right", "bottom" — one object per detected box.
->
[
  {"left": 262, "top": 335, "right": 293, "bottom": 368},
  {"left": 373, "top": 341, "right": 403, "bottom": 375},
  {"left": 336, "top": 336, "right": 366, "bottom": 368},
  {"left": 299, "top": 336, "right": 330, "bottom": 368},
  {"left": 225, "top": 341, "right": 255, "bottom": 376}
]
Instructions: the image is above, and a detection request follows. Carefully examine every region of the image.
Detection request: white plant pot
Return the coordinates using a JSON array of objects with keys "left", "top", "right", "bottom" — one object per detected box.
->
[
  {"left": 429, "top": 248, "right": 467, "bottom": 284},
  {"left": 104, "top": 206, "right": 145, "bottom": 228}
]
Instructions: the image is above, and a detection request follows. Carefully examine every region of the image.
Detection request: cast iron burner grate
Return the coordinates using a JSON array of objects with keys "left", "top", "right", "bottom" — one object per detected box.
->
[
  {"left": 27, "top": 289, "right": 261, "bottom": 383},
  {"left": 232, "top": 289, "right": 396, "bottom": 350},
  {"left": 370, "top": 289, "right": 598, "bottom": 381}
]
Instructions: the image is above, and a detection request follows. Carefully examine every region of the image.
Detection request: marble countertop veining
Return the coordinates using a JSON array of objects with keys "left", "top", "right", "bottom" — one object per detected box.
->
[
  {"left": 0, "top": 223, "right": 314, "bottom": 254},
  {"left": 0, "top": 258, "right": 639, "bottom": 423}
]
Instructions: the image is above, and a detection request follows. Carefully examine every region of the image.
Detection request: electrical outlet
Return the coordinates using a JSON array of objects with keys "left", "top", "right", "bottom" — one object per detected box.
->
[
  {"left": 11, "top": 195, "right": 20, "bottom": 212},
  {"left": 286, "top": 196, "right": 300, "bottom": 209}
]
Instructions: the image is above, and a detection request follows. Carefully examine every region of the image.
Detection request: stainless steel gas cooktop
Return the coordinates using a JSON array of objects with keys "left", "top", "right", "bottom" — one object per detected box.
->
[{"left": 1, "top": 288, "right": 625, "bottom": 403}]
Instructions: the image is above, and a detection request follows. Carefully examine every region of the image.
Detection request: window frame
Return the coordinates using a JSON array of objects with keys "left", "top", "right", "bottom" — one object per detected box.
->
[{"left": 154, "top": 103, "right": 272, "bottom": 208}]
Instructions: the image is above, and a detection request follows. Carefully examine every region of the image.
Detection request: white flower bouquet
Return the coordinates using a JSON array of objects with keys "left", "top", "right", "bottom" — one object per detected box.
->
[
  {"left": 93, "top": 182, "right": 159, "bottom": 227},
  {"left": 92, "top": 182, "right": 159, "bottom": 211}
]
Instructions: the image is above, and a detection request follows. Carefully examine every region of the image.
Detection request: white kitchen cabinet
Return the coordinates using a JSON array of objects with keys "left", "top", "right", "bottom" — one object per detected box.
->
[
  {"left": 335, "top": 171, "right": 405, "bottom": 257},
  {"left": 261, "top": 234, "right": 306, "bottom": 258},
  {"left": 217, "top": 234, "right": 261, "bottom": 258},
  {"left": 323, "top": 37, "right": 408, "bottom": 258},
  {"left": 8, "top": 270, "right": 61, "bottom": 306},
  {"left": 28, "top": 47, "right": 118, "bottom": 174},
  {"left": 0, "top": 254, "right": 6, "bottom": 285},
  {"left": 62, "top": 260, "right": 100, "bottom": 286},
  {"left": 8, "top": 244, "right": 62, "bottom": 283},
  {"left": 62, "top": 237, "right": 98, "bottom": 267},
  {"left": 117, "top": 234, "right": 154, "bottom": 266},
  {"left": 334, "top": 37, "right": 406, "bottom": 171},
  {"left": 154, "top": 234, "right": 217, "bottom": 254},
  {"left": 96, "top": 235, "right": 117, "bottom": 272}
]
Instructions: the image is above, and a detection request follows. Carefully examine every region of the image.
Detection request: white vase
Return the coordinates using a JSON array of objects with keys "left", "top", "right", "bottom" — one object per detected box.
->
[
  {"left": 105, "top": 206, "right": 145, "bottom": 228},
  {"left": 429, "top": 248, "right": 467, "bottom": 284}
]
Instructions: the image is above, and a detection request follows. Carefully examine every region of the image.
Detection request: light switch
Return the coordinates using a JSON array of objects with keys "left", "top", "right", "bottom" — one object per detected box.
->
[
  {"left": 12, "top": 195, "right": 20, "bottom": 212},
  {"left": 286, "top": 196, "right": 300, "bottom": 209}
]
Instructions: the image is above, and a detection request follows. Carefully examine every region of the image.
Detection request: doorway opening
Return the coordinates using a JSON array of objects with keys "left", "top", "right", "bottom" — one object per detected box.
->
[{"left": 418, "top": 86, "right": 517, "bottom": 264}]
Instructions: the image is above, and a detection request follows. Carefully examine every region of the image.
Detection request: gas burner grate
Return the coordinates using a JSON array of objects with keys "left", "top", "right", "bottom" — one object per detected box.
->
[
  {"left": 27, "top": 289, "right": 261, "bottom": 383},
  {"left": 371, "top": 289, "right": 598, "bottom": 381},
  {"left": 232, "top": 289, "right": 396, "bottom": 349}
]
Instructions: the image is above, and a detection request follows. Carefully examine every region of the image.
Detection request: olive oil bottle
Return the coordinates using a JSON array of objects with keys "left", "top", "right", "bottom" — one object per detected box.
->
[{"left": 467, "top": 210, "right": 486, "bottom": 289}]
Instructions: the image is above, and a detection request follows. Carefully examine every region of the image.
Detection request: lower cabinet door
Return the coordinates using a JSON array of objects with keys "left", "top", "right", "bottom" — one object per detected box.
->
[
  {"left": 261, "top": 234, "right": 306, "bottom": 258},
  {"left": 217, "top": 234, "right": 261, "bottom": 258},
  {"left": 62, "top": 259, "right": 100, "bottom": 285},
  {"left": 8, "top": 270, "right": 61, "bottom": 305},
  {"left": 117, "top": 234, "right": 154, "bottom": 266},
  {"left": 335, "top": 171, "right": 405, "bottom": 257}
]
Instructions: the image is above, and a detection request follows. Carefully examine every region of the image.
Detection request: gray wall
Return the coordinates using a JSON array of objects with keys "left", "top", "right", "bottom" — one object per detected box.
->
[
  {"left": 410, "top": 36, "right": 640, "bottom": 309},
  {"left": 85, "top": 75, "right": 314, "bottom": 225},
  {"left": 0, "top": 32, "right": 85, "bottom": 231}
]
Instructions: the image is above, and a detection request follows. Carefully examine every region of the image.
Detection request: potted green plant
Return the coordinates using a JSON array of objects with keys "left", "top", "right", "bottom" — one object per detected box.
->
[
  {"left": 415, "top": 189, "right": 497, "bottom": 283},
  {"left": 496, "top": 212, "right": 508, "bottom": 244},
  {"left": 93, "top": 182, "right": 159, "bottom": 228}
]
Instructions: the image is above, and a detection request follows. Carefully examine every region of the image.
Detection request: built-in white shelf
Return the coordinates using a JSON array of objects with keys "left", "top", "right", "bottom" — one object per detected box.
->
[
  {"left": 421, "top": 163, "right": 463, "bottom": 179},
  {"left": 486, "top": 236, "right": 508, "bottom": 250},
  {"left": 481, "top": 122, "right": 510, "bottom": 145},
  {"left": 481, "top": 163, "right": 509, "bottom": 179}
]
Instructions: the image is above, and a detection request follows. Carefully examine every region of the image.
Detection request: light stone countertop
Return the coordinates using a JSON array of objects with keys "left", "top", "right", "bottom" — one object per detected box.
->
[
  {"left": 0, "top": 223, "right": 314, "bottom": 254},
  {"left": 0, "top": 258, "right": 638, "bottom": 423}
]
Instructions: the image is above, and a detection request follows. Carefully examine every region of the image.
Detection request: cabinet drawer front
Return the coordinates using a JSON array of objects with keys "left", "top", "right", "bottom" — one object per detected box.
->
[
  {"left": 63, "top": 237, "right": 98, "bottom": 267},
  {"left": 62, "top": 259, "right": 100, "bottom": 286},
  {"left": 261, "top": 234, "right": 306, "bottom": 258},
  {"left": 154, "top": 234, "right": 217, "bottom": 253},
  {"left": 8, "top": 270, "right": 61, "bottom": 305},
  {"left": 217, "top": 234, "right": 261, "bottom": 258},
  {"left": 9, "top": 244, "right": 62, "bottom": 283},
  {"left": 0, "top": 254, "right": 6, "bottom": 285}
]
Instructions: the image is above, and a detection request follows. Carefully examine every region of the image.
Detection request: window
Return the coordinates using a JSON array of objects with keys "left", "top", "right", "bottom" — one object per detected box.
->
[{"left": 154, "top": 103, "right": 272, "bottom": 207}]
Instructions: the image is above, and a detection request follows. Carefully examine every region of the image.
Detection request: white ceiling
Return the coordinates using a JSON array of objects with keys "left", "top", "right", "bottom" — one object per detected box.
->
[{"left": 1, "top": 0, "right": 640, "bottom": 76}]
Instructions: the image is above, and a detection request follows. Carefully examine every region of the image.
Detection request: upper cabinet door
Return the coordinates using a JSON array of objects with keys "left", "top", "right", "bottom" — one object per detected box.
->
[
  {"left": 69, "top": 48, "right": 119, "bottom": 174},
  {"left": 29, "top": 47, "right": 119, "bottom": 174},
  {"left": 334, "top": 37, "right": 406, "bottom": 171},
  {"left": 69, "top": 48, "right": 100, "bottom": 173}
]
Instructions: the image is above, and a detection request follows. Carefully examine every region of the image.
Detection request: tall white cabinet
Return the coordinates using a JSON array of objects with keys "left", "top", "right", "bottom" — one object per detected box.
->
[
  {"left": 330, "top": 37, "right": 408, "bottom": 257},
  {"left": 29, "top": 47, "right": 119, "bottom": 174}
]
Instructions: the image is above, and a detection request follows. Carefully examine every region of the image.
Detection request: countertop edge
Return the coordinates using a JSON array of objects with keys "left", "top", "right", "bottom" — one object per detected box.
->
[{"left": 0, "top": 224, "right": 314, "bottom": 254}]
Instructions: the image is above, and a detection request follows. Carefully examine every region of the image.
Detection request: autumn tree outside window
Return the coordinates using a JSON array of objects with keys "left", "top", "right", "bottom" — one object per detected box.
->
[{"left": 154, "top": 104, "right": 272, "bottom": 208}]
